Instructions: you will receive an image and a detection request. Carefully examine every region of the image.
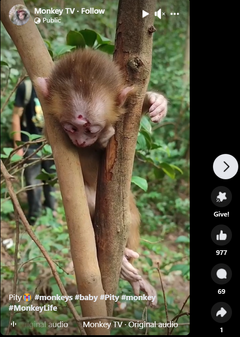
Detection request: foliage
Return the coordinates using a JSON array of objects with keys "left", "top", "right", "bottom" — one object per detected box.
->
[{"left": 1, "top": 0, "right": 189, "bottom": 335}]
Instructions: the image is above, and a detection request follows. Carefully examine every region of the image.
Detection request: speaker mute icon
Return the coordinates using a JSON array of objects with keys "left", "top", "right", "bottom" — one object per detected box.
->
[{"left": 154, "top": 9, "right": 161, "bottom": 19}]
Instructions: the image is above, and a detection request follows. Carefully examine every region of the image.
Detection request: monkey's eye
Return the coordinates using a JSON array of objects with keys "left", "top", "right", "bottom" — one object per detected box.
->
[
  {"left": 87, "top": 125, "right": 102, "bottom": 134},
  {"left": 84, "top": 128, "right": 100, "bottom": 136},
  {"left": 85, "top": 128, "right": 91, "bottom": 134},
  {"left": 64, "top": 125, "right": 78, "bottom": 133}
]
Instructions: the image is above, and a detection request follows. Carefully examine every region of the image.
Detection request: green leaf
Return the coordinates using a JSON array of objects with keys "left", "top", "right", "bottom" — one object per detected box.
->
[
  {"left": 37, "top": 327, "right": 48, "bottom": 334},
  {"left": 139, "top": 130, "right": 152, "bottom": 149},
  {"left": 50, "top": 283, "right": 61, "bottom": 296},
  {"left": 36, "top": 170, "right": 55, "bottom": 181},
  {"left": 19, "top": 130, "right": 31, "bottom": 138},
  {"left": 56, "top": 233, "right": 69, "bottom": 242},
  {"left": 96, "top": 34, "right": 112, "bottom": 45},
  {"left": 175, "top": 235, "right": 189, "bottom": 244},
  {"left": 131, "top": 176, "right": 148, "bottom": 191},
  {"left": 15, "top": 140, "right": 25, "bottom": 146},
  {"left": 145, "top": 257, "right": 153, "bottom": 266},
  {"left": 1, "top": 61, "right": 9, "bottom": 67},
  {"left": 160, "top": 162, "right": 175, "bottom": 179},
  {"left": 151, "top": 142, "right": 163, "bottom": 150},
  {"left": 29, "top": 134, "right": 42, "bottom": 141},
  {"left": 79, "top": 29, "right": 97, "bottom": 47},
  {"left": 66, "top": 31, "right": 86, "bottom": 48},
  {"left": 137, "top": 133, "right": 147, "bottom": 149},
  {"left": 10, "top": 68, "right": 19, "bottom": 76},
  {"left": 140, "top": 115, "right": 152, "bottom": 133},
  {"left": 154, "top": 167, "right": 165, "bottom": 179},
  {"left": 169, "top": 264, "right": 189, "bottom": 276},
  {"left": 10, "top": 154, "right": 22, "bottom": 162},
  {"left": 54, "top": 45, "right": 75, "bottom": 56},
  {"left": 97, "top": 44, "right": 115, "bottom": 54},
  {"left": 42, "top": 144, "right": 52, "bottom": 155},
  {"left": 43, "top": 39, "right": 52, "bottom": 49},
  {"left": 1, "top": 200, "right": 14, "bottom": 214},
  {"left": 170, "top": 164, "right": 183, "bottom": 174},
  {"left": 55, "top": 314, "right": 70, "bottom": 321},
  {"left": 2, "top": 148, "right": 14, "bottom": 156},
  {"left": 0, "top": 306, "right": 9, "bottom": 314}
]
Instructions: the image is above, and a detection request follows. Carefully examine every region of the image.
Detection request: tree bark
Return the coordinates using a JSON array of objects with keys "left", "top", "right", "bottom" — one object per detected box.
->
[
  {"left": 94, "top": 0, "right": 157, "bottom": 316},
  {"left": 1, "top": 1, "right": 108, "bottom": 334}
]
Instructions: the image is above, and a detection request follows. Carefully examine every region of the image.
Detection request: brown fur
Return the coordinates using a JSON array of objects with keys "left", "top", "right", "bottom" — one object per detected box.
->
[
  {"left": 36, "top": 48, "right": 140, "bottom": 273},
  {"left": 45, "top": 49, "right": 126, "bottom": 125},
  {"left": 34, "top": 49, "right": 163, "bottom": 305}
]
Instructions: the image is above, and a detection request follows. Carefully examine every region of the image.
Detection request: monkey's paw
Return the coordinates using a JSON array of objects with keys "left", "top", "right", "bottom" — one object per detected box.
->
[
  {"left": 130, "top": 278, "right": 158, "bottom": 308},
  {"left": 120, "top": 248, "right": 142, "bottom": 282},
  {"left": 148, "top": 92, "right": 168, "bottom": 123},
  {"left": 98, "top": 126, "right": 115, "bottom": 148}
]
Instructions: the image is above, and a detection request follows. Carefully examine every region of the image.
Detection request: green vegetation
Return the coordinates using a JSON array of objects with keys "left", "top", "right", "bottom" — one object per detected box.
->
[{"left": 1, "top": 0, "right": 189, "bottom": 335}]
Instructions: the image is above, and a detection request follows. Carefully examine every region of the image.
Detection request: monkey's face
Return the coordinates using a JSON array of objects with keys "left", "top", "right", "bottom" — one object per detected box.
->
[
  {"left": 59, "top": 94, "right": 114, "bottom": 148},
  {"left": 60, "top": 98, "right": 107, "bottom": 147},
  {"left": 61, "top": 118, "right": 104, "bottom": 148},
  {"left": 17, "top": 10, "right": 26, "bottom": 20}
]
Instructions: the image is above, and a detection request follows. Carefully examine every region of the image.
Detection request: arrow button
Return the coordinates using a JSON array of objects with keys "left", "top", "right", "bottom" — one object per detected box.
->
[
  {"left": 223, "top": 161, "right": 230, "bottom": 172},
  {"left": 213, "top": 154, "right": 238, "bottom": 179},
  {"left": 211, "top": 302, "right": 232, "bottom": 323}
]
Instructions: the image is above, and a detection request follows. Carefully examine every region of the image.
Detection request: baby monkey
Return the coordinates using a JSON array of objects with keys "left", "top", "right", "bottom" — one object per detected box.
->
[
  {"left": 10, "top": 5, "right": 30, "bottom": 26},
  {"left": 35, "top": 49, "right": 167, "bottom": 307}
]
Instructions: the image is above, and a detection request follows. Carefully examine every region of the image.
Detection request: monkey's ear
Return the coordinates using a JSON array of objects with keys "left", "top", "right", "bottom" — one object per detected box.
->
[
  {"left": 34, "top": 77, "right": 49, "bottom": 98},
  {"left": 117, "top": 86, "right": 135, "bottom": 107}
]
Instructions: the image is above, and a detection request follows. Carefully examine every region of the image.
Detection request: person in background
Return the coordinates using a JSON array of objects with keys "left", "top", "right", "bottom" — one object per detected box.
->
[{"left": 12, "top": 79, "right": 56, "bottom": 225}]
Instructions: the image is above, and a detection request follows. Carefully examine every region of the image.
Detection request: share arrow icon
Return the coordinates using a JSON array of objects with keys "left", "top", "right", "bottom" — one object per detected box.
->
[{"left": 142, "top": 10, "right": 149, "bottom": 18}]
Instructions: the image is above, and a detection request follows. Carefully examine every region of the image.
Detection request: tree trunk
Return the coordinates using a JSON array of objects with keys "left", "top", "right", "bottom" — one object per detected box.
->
[
  {"left": 1, "top": 1, "right": 108, "bottom": 334},
  {"left": 94, "top": 0, "right": 157, "bottom": 316}
]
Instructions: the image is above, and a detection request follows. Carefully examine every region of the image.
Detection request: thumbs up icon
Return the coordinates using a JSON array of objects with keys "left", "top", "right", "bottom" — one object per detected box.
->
[{"left": 216, "top": 230, "right": 227, "bottom": 241}]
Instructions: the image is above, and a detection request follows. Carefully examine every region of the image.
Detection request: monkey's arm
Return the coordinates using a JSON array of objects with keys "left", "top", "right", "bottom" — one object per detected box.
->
[
  {"left": 120, "top": 248, "right": 158, "bottom": 308},
  {"left": 143, "top": 92, "right": 168, "bottom": 123}
]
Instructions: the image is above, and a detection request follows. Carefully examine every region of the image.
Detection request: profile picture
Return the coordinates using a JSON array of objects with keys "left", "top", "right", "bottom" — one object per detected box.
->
[{"left": 9, "top": 4, "right": 30, "bottom": 26}]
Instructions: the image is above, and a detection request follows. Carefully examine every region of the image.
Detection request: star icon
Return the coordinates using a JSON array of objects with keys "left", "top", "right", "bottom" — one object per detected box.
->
[{"left": 216, "top": 191, "right": 227, "bottom": 202}]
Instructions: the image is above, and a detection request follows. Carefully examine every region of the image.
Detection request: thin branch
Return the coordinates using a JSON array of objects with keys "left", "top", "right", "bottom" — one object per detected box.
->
[
  {"left": 170, "top": 295, "right": 190, "bottom": 334},
  {"left": 172, "top": 311, "right": 190, "bottom": 321},
  {"left": 1, "top": 74, "right": 28, "bottom": 114},
  {"left": 157, "top": 262, "right": 169, "bottom": 335},
  {"left": 6, "top": 139, "right": 46, "bottom": 169}
]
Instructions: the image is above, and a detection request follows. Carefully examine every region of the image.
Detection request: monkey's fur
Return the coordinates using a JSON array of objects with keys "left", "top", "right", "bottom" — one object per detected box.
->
[{"left": 36, "top": 49, "right": 159, "bottom": 306}]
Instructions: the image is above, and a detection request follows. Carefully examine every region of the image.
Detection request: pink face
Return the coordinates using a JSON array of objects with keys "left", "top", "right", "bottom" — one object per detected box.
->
[
  {"left": 62, "top": 114, "right": 103, "bottom": 148},
  {"left": 18, "top": 11, "right": 25, "bottom": 20}
]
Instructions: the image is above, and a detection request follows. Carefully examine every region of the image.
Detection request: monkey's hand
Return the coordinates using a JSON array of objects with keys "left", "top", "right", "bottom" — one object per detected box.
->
[
  {"left": 144, "top": 92, "right": 168, "bottom": 123},
  {"left": 98, "top": 125, "right": 115, "bottom": 148},
  {"left": 120, "top": 248, "right": 142, "bottom": 282},
  {"left": 130, "top": 279, "right": 158, "bottom": 308}
]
